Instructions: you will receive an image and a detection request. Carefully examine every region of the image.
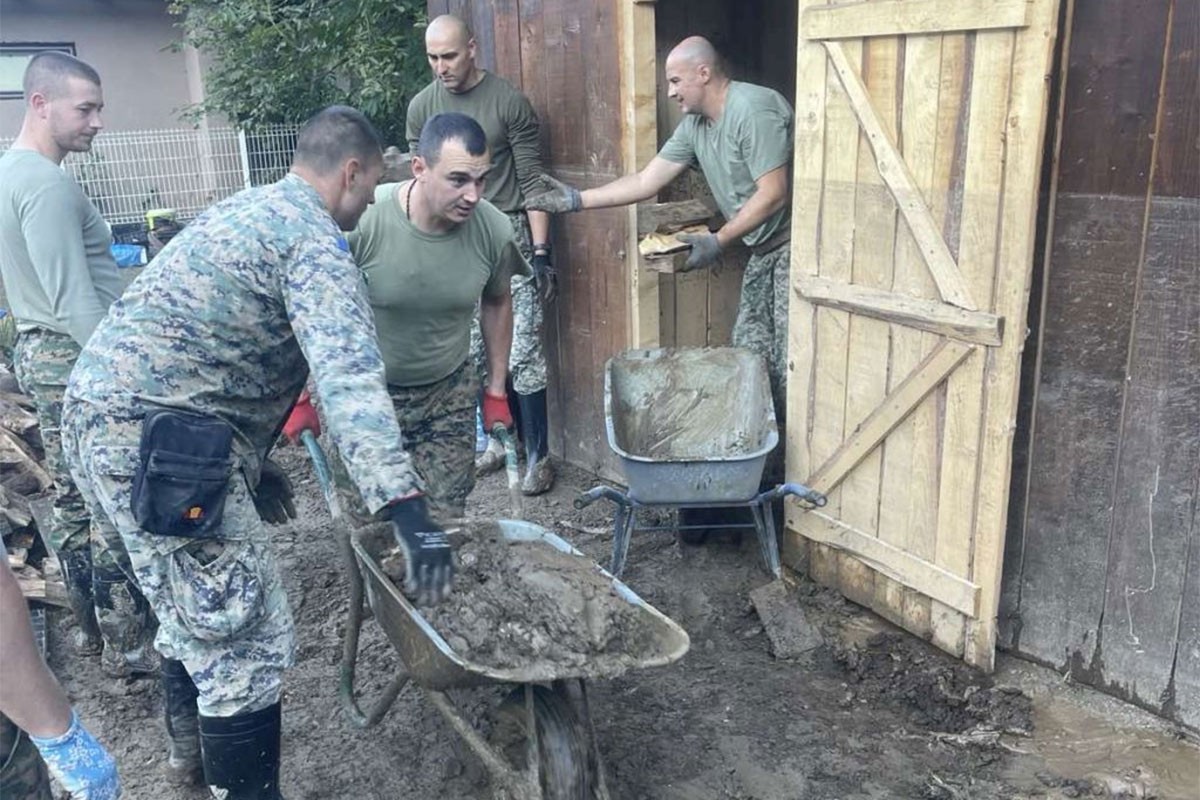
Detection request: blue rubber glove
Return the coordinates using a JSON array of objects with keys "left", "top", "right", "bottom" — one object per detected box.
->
[{"left": 29, "top": 710, "right": 121, "bottom": 800}]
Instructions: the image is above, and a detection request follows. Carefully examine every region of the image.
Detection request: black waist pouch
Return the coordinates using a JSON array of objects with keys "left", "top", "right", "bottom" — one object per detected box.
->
[{"left": 131, "top": 409, "right": 235, "bottom": 538}]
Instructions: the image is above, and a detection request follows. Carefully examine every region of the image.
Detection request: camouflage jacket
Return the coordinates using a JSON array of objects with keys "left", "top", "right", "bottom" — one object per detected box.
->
[{"left": 65, "top": 173, "right": 420, "bottom": 511}]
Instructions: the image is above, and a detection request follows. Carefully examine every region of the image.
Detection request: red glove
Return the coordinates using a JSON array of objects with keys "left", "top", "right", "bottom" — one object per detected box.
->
[
  {"left": 282, "top": 390, "right": 320, "bottom": 443},
  {"left": 482, "top": 389, "right": 513, "bottom": 433}
]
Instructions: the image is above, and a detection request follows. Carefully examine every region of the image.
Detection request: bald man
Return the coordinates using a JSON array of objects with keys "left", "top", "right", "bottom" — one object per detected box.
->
[
  {"left": 529, "top": 36, "right": 793, "bottom": 427},
  {"left": 407, "top": 14, "right": 558, "bottom": 496},
  {"left": 0, "top": 51, "right": 156, "bottom": 679}
]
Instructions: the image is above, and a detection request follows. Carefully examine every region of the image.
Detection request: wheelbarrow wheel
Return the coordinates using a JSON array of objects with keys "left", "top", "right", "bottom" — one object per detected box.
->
[{"left": 491, "top": 685, "right": 590, "bottom": 799}]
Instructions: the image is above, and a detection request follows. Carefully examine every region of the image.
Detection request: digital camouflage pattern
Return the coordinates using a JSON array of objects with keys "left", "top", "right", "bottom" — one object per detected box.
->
[
  {"left": 0, "top": 713, "right": 52, "bottom": 800},
  {"left": 734, "top": 244, "right": 790, "bottom": 425},
  {"left": 14, "top": 328, "right": 157, "bottom": 672},
  {"left": 62, "top": 173, "right": 422, "bottom": 716},
  {"left": 471, "top": 211, "right": 547, "bottom": 396}
]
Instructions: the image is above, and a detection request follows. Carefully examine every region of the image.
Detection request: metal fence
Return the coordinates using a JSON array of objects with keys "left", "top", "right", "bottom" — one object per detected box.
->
[{"left": 0, "top": 125, "right": 299, "bottom": 227}]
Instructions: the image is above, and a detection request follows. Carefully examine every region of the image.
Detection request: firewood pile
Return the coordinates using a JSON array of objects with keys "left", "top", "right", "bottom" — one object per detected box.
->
[{"left": 0, "top": 361, "right": 67, "bottom": 606}]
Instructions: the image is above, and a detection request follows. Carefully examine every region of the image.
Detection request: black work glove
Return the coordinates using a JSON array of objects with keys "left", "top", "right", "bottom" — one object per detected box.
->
[
  {"left": 253, "top": 459, "right": 296, "bottom": 524},
  {"left": 388, "top": 495, "right": 454, "bottom": 606},
  {"left": 531, "top": 245, "right": 558, "bottom": 304},
  {"left": 677, "top": 232, "right": 723, "bottom": 271},
  {"left": 525, "top": 174, "right": 582, "bottom": 214}
]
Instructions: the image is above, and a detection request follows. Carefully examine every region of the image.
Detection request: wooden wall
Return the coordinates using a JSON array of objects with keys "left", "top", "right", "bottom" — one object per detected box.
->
[
  {"left": 1000, "top": 0, "right": 1199, "bottom": 728},
  {"left": 427, "top": 0, "right": 630, "bottom": 476}
]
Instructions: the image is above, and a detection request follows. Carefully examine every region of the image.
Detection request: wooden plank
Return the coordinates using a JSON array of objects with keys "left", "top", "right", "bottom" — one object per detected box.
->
[
  {"left": 1152, "top": 0, "right": 1199, "bottom": 200},
  {"left": 794, "top": 512, "right": 981, "bottom": 616},
  {"left": 619, "top": 0, "right": 660, "bottom": 348},
  {"left": 1175, "top": 482, "right": 1200, "bottom": 729},
  {"left": 966, "top": 0, "right": 1061, "bottom": 670},
  {"left": 705, "top": 255, "right": 744, "bottom": 346},
  {"left": 806, "top": 340, "right": 974, "bottom": 496},
  {"left": 824, "top": 41, "right": 976, "bottom": 310},
  {"left": 636, "top": 200, "right": 717, "bottom": 236},
  {"left": 838, "top": 35, "right": 901, "bottom": 612},
  {"left": 671, "top": 270, "right": 710, "bottom": 347},
  {"left": 797, "top": 276, "right": 1003, "bottom": 346},
  {"left": 802, "top": 0, "right": 1030, "bottom": 41},
  {"left": 0, "top": 428, "right": 52, "bottom": 491},
  {"left": 490, "top": 0, "right": 523, "bottom": 81},
  {"left": 783, "top": 0, "right": 830, "bottom": 575},
  {"left": 1097, "top": 196, "right": 1200, "bottom": 713}
]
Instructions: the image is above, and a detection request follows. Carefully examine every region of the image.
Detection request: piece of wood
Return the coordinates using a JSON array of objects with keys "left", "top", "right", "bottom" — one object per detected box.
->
[
  {"left": 966, "top": 0, "right": 1060, "bottom": 670},
  {"left": 12, "top": 564, "right": 68, "bottom": 607},
  {"left": 802, "top": 0, "right": 1030, "bottom": 41},
  {"left": 794, "top": 512, "right": 981, "bottom": 616},
  {"left": 750, "top": 580, "right": 825, "bottom": 658},
  {"left": 0, "top": 428, "right": 52, "bottom": 491},
  {"left": 0, "top": 395, "right": 38, "bottom": 435},
  {"left": 0, "top": 486, "right": 32, "bottom": 529},
  {"left": 797, "top": 276, "right": 1003, "bottom": 346},
  {"left": 806, "top": 340, "right": 974, "bottom": 496},
  {"left": 824, "top": 40, "right": 976, "bottom": 311},
  {"left": 0, "top": 392, "right": 35, "bottom": 409},
  {"left": 636, "top": 200, "right": 717, "bottom": 236}
]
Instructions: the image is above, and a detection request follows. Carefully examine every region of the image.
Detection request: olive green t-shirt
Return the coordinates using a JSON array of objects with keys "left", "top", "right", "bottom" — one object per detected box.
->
[
  {"left": 658, "top": 81, "right": 793, "bottom": 248},
  {"left": 406, "top": 72, "right": 544, "bottom": 213},
  {"left": 348, "top": 182, "right": 530, "bottom": 387}
]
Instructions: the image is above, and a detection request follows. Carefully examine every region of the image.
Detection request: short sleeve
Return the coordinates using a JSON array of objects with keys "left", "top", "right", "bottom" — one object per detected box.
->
[
  {"left": 658, "top": 118, "right": 698, "bottom": 167},
  {"left": 743, "top": 109, "right": 792, "bottom": 181}
]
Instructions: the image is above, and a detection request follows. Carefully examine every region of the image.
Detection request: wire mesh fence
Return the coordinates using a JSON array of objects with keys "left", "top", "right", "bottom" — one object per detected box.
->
[{"left": 0, "top": 124, "right": 299, "bottom": 228}]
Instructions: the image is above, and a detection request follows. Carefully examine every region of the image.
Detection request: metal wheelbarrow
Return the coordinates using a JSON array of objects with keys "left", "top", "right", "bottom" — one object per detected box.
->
[
  {"left": 301, "top": 431, "right": 690, "bottom": 800},
  {"left": 576, "top": 348, "right": 827, "bottom": 578}
]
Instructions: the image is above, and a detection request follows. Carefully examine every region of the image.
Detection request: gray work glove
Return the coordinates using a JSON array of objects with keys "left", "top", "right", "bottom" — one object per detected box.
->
[
  {"left": 388, "top": 495, "right": 454, "bottom": 606},
  {"left": 677, "top": 232, "right": 723, "bottom": 271},
  {"left": 531, "top": 245, "right": 558, "bottom": 304},
  {"left": 525, "top": 174, "right": 582, "bottom": 214},
  {"left": 253, "top": 459, "right": 296, "bottom": 524},
  {"left": 382, "top": 146, "right": 413, "bottom": 183}
]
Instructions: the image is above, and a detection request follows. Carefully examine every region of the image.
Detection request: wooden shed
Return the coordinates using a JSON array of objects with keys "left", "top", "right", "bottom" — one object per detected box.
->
[{"left": 431, "top": 0, "right": 1198, "bottom": 727}]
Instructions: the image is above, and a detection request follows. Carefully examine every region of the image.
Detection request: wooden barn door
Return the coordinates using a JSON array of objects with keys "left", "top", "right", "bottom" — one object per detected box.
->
[{"left": 784, "top": 0, "right": 1060, "bottom": 670}]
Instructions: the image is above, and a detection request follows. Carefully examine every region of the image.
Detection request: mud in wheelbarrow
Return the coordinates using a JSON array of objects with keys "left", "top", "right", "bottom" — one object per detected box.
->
[{"left": 341, "top": 519, "right": 690, "bottom": 799}]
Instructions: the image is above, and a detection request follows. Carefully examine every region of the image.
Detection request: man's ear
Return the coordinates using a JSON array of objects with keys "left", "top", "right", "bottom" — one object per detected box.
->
[
  {"left": 28, "top": 91, "right": 50, "bottom": 117},
  {"left": 697, "top": 64, "right": 711, "bottom": 84},
  {"left": 411, "top": 155, "right": 428, "bottom": 181},
  {"left": 343, "top": 157, "right": 363, "bottom": 189}
]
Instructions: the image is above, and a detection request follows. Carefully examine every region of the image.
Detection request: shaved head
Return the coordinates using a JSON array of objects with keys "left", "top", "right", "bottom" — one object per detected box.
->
[
  {"left": 426, "top": 14, "right": 472, "bottom": 48},
  {"left": 666, "top": 36, "right": 725, "bottom": 76},
  {"left": 23, "top": 51, "right": 101, "bottom": 101}
]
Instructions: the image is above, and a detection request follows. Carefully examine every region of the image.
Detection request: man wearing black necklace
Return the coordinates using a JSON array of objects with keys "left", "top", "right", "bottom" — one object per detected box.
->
[{"left": 327, "top": 112, "right": 529, "bottom": 521}]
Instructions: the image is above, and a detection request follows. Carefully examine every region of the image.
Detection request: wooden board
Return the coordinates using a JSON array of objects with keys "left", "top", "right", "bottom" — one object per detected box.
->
[{"left": 786, "top": 0, "right": 1061, "bottom": 671}]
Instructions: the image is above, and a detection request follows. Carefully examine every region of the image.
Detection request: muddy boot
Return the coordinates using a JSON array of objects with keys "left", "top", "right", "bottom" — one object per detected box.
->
[
  {"left": 517, "top": 390, "right": 555, "bottom": 496},
  {"left": 474, "top": 436, "right": 506, "bottom": 477},
  {"left": 162, "top": 659, "right": 204, "bottom": 786},
  {"left": 199, "top": 703, "right": 284, "bottom": 799},
  {"left": 93, "top": 563, "right": 159, "bottom": 678},
  {"left": 56, "top": 547, "right": 103, "bottom": 656}
]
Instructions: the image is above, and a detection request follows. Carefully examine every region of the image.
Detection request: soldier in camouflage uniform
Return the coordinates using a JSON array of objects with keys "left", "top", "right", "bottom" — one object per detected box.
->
[
  {"left": 302, "top": 113, "right": 529, "bottom": 523},
  {"left": 61, "top": 107, "right": 453, "bottom": 800},
  {"left": 407, "top": 14, "right": 558, "bottom": 496},
  {"left": 527, "top": 36, "right": 794, "bottom": 436},
  {"left": 0, "top": 51, "right": 156, "bottom": 674}
]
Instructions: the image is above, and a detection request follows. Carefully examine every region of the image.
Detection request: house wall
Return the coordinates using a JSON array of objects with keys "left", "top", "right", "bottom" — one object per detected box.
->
[
  {"left": 1001, "top": 0, "right": 1199, "bottom": 728},
  {"left": 0, "top": 0, "right": 200, "bottom": 134}
]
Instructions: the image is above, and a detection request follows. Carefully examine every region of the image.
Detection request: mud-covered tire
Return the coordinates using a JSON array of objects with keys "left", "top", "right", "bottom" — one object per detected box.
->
[{"left": 491, "top": 685, "right": 590, "bottom": 800}]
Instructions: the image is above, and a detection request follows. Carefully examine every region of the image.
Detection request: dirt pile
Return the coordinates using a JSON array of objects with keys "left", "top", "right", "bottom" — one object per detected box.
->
[
  {"left": 834, "top": 631, "right": 1033, "bottom": 735},
  {"left": 376, "top": 522, "right": 666, "bottom": 673}
]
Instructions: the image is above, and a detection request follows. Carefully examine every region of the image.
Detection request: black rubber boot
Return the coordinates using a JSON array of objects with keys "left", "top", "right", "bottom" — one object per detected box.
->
[
  {"left": 517, "top": 389, "right": 554, "bottom": 495},
  {"left": 92, "top": 564, "right": 158, "bottom": 678},
  {"left": 199, "top": 702, "right": 284, "bottom": 799},
  {"left": 56, "top": 548, "right": 103, "bottom": 656},
  {"left": 162, "top": 659, "right": 203, "bottom": 786}
]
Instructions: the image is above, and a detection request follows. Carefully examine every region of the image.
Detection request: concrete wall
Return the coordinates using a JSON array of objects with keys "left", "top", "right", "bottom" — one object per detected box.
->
[{"left": 0, "top": 0, "right": 202, "bottom": 134}]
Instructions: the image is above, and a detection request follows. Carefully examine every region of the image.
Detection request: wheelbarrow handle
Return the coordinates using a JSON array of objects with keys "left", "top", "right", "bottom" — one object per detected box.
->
[
  {"left": 574, "top": 485, "right": 628, "bottom": 510},
  {"left": 492, "top": 424, "right": 523, "bottom": 518},
  {"left": 299, "top": 429, "right": 407, "bottom": 728},
  {"left": 756, "top": 482, "right": 828, "bottom": 508}
]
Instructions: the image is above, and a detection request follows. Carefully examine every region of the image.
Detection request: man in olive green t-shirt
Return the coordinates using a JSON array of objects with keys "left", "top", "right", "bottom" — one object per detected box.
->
[
  {"left": 408, "top": 14, "right": 557, "bottom": 496},
  {"left": 347, "top": 112, "right": 529, "bottom": 518},
  {"left": 0, "top": 52, "right": 155, "bottom": 683}
]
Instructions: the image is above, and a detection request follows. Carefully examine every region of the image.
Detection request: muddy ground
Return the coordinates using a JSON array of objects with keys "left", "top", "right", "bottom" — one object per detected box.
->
[{"left": 46, "top": 448, "right": 1199, "bottom": 800}]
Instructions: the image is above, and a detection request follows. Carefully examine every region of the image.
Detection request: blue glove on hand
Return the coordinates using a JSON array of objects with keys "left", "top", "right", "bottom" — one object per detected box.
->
[{"left": 30, "top": 710, "right": 121, "bottom": 800}]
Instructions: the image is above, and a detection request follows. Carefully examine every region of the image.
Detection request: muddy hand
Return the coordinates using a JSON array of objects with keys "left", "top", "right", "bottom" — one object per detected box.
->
[
  {"left": 388, "top": 495, "right": 454, "bottom": 606},
  {"left": 525, "top": 173, "right": 582, "bottom": 214}
]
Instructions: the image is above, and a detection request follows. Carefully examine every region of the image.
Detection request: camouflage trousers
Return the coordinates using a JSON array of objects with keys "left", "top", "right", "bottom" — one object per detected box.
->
[
  {"left": 470, "top": 211, "right": 547, "bottom": 395},
  {"left": 333, "top": 360, "right": 478, "bottom": 522},
  {"left": 0, "top": 714, "right": 52, "bottom": 800},
  {"left": 14, "top": 329, "right": 157, "bottom": 670},
  {"left": 733, "top": 243, "right": 790, "bottom": 426},
  {"left": 62, "top": 404, "right": 296, "bottom": 717}
]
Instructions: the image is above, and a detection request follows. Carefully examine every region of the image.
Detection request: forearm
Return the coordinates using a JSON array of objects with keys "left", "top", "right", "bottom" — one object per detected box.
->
[
  {"left": 528, "top": 210, "right": 551, "bottom": 247},
  {"left": 715, "top": 182, "right": 787, "bottom": 248},
  {"left": 580, "top": 173, "right": 660, "bottom": 210},
  {"left": 479, "top": 293, "right": 514, "bottom": 395},
  {"left": 0, "top": 561, "right": 72, "bottom": 738}
]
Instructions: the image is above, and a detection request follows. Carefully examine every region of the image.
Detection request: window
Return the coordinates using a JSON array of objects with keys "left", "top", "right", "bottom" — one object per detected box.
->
[{"left": 0, "top": 43, "right": 76, "bottom": 100}]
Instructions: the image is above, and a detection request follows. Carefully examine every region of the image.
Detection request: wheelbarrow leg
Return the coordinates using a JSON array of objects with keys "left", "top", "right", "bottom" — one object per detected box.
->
[
  {"left": 748, "top": 498, "right": 781, "bottom": 579},
  {"left": 610, "top": 501, "right": 636, "bottom": 579}
]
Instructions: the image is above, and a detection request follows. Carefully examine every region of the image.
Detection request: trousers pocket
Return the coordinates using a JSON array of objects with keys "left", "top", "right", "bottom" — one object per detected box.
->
[
  {"left": 133, "top": 450, "right": 233, "bottom": 538},
  {"left": 168, "top": 539, "right": 266, "bottom": 642}
]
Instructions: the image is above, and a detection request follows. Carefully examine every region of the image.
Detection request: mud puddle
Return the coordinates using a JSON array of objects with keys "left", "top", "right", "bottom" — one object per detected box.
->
[{"left": 374, "top": 522, "right": 670, "bottom": 674}]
